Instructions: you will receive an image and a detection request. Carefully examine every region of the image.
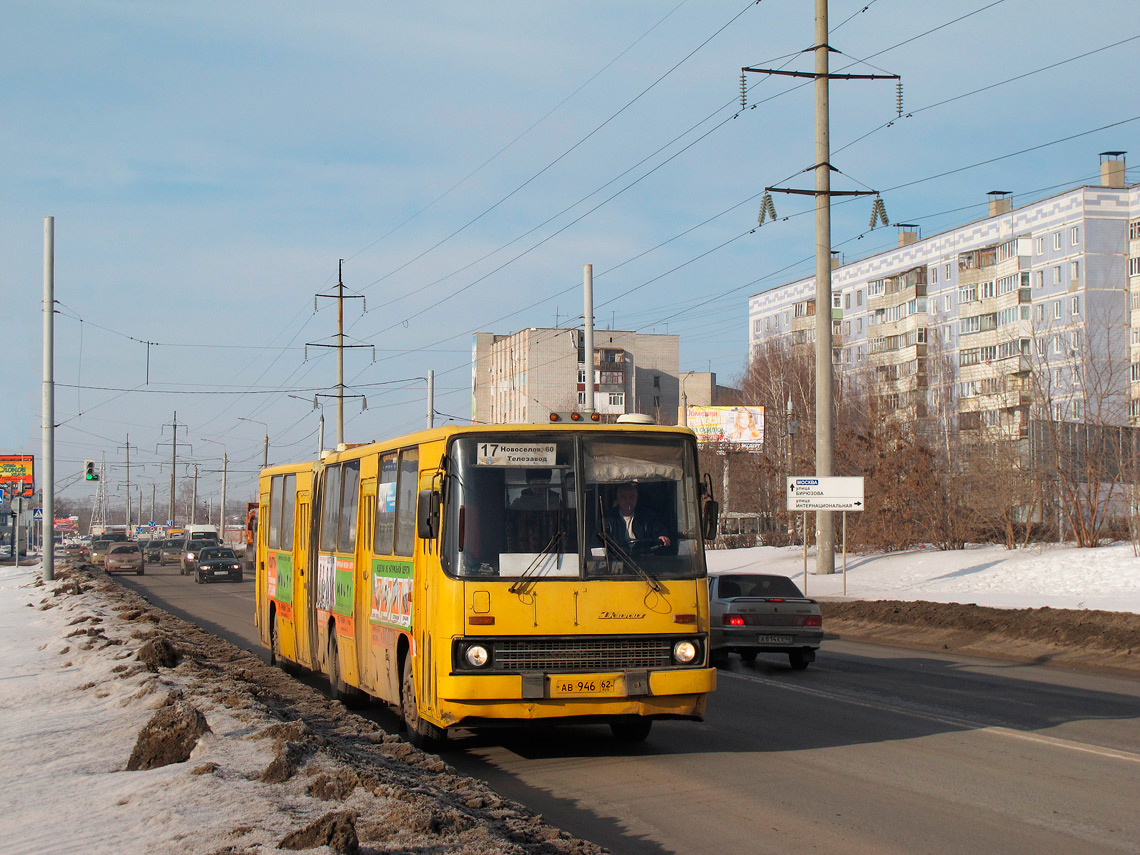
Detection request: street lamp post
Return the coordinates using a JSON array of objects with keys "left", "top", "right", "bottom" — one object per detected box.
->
[
  {"left": 238, "top": 418, "right": 269, "bottom": 471},
  {"left": 200, "top": 438, "right": 227, "bottom": 537},
  {"left": 680, "top": 371, "right": 695, "bottom": 426}
]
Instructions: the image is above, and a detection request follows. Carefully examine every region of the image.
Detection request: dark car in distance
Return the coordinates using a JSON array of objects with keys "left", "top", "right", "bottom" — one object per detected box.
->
[
  {"left": 194, "top": 546, "right": 244, "bottom": 584},
  {"left": 708, "top": 573, "right": 823, "bottom": 669},
  {"left": 139, "top": 538, "right": 164, "bottom": 564}
]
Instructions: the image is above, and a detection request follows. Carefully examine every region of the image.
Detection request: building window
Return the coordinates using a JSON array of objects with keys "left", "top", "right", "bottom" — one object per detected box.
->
[
  {"left": 1130, "top": 257, "right": 1140, "bottom": 277},
  {"left": 1035, "top": 269, "right": 1044, "bottom": 289},
  {"left": 1071, "top": 295, "right": 1081, "bottom": 315},
  {"left": 857, "top": 290, "right": 863, "bottom": 306},
  {"left": 1132, "top": 363, "right": 1140, "bottom": 382},
  {"left": 944, "top": 263, "right": 952, "bottom": 280},
  {"left": 1053, "top": 300, "right": 1062, "bottom": 319},
  {"left": 609, "top": 393, "right": 624, "bottom": 407},
  {"left": 931, "top": 266, "right": 938, "bottom": 284},
  {"left": 577, "top": 391, "right": 586, "bottom": 405},
  {"left": 1035, "top": 304, "right": 1044, "bottom": 323},
  {"left": 981, "top": 281, "right": 995, "bottom": 299},
  {"left": 1071, "top": 330, "right": 1080, "bottom": 352},
  {"left": 1071, "top": 260, "right": 1080, "bottom": 282},
  {"left": 832, "top": 292, "right": 842, "bottom": 310},
  {"left": 944, "top": 294, "right": 952, "bottom": 312},
  {"left": 577, "top": 369, "right": 586, "bottom": 383},
  {"left": 1053, "top": 266, "right": 1062, "bottom": 285},
  {"left": 753, "top": 319, "right": 762, "bottom": 335},
  {"left": 844, "top": 293, "right": 851, "bottom": 309},
  {"left": 1053, "top": 232, "right": 1061, "bottom": 251},
  {"left": 856, "top": 318, "right": 863, "bottom": 333},
  {"left": 1036, "top": 236, "right": 1044, "bottom": 255},
  {"left": 1071, "top": 226, "right": 1080, "bottom": 246}
]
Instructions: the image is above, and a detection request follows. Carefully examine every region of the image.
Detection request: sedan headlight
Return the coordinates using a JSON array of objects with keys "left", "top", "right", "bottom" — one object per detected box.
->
[
  {"left": 673, "top": 640, "right": 699, "bottom": 664},
  {"left": 464, "top": 644, "right": 490, "bottom": 668}
]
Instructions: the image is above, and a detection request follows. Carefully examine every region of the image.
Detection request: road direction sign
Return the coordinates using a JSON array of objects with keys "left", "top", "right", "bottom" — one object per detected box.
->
[{"left": 786, "top": 476, "right": 865, "bottom": 512}]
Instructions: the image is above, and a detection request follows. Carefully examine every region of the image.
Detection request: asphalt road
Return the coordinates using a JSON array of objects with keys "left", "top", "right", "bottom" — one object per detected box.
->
[{"left": 114, "top": 560, "right": 1140, "bottom": 855}]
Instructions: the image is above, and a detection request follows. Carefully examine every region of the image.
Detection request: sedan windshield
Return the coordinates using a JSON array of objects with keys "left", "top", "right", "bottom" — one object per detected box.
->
[
  {"left": 200, "top": 548, "right": 237, "bottom": 561},
  {"left": 443, "top": 433, "right": 704, "bottom": 582}
]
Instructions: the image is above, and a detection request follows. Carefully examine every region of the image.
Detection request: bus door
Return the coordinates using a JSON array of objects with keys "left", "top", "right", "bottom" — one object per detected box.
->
[
  {"left": 356, "top": 480, "right": 377, "bottom": 695},
  {"left": 293, "top": 491, "right": 313, "bottom": 668}
]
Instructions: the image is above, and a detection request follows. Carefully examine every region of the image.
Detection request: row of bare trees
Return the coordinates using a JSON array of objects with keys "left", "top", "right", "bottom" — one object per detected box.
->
[{"left": 704, "top": 327, "right": 1139, "bottom": 552}]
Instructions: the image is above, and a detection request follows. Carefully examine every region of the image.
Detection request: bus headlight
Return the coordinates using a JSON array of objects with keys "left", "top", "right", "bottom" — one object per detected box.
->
[
  {"left": 464, "top": 644, "right": 490, "bottom": 668},
  {"left": 673, "top": 640, "right": 698, "bottom": 664}
]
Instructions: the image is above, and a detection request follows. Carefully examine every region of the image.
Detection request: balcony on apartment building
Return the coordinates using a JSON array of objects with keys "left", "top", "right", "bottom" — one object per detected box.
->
[{"left": 867, "top": 266, "right": 927, "bottom": 314}]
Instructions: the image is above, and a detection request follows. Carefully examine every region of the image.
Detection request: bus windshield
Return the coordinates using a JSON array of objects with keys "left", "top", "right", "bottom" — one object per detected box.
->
[{"left": 443, "top": 433, "right": 704, "bottom": 582}]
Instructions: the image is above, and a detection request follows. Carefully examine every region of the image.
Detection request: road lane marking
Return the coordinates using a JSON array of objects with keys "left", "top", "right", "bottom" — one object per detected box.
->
[{"left": 720, "top": 669, "right": 1140, "bottom": 764}]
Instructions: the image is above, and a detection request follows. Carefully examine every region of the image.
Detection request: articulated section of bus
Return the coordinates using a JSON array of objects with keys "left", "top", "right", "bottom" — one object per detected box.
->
[{"left": 426, "top": 429, "right": 717, "bottom": 733}]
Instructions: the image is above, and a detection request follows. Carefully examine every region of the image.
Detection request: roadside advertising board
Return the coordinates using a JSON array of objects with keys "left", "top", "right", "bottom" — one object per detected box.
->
[
  {"left": 686, "top": 406, "right": 765, "bottom": 448},
  {"left": 0, "top": 455, "right": 34, "bottom": 497}
]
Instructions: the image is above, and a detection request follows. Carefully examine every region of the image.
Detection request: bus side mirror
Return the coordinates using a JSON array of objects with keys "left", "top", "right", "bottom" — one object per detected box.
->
[
  {"left": 701, "top": 498, "right": 719, "bottom": 542},
  {"left": 417, "top": 490, "right": 441, "bottom": 540}
]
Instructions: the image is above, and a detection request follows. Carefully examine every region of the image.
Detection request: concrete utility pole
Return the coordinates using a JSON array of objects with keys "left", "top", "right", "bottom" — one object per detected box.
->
[
  {"left": 583, "top": 264, "right": 595, "bottom": 414},
  {"left": 742, "top": 0, "right": 896, "bottom": 575},
  {"left": 119, "top": 434, "right": 137, "bottom": 532},
  {"left": 191, "top": 465, "right": 199, "bottom": 525},
  {"left": 812, "top": 0, "right": 835, "bottom": 575},
  {"left": 308, "top": 260, "right": 369, "bottom": 448},
  {"left": 42, "top": 216, "right": 55, "bottom": 581}
]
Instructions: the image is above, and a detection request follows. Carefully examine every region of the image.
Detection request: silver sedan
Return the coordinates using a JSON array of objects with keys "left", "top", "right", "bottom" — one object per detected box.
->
[{"left": 708, "top": 573, "right": 822, "bottom": 669}]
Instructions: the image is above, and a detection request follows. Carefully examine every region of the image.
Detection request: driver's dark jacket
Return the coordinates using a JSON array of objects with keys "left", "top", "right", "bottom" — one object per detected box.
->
[{"left": 603, "top": 508, "right": 668, "bottom": 551}]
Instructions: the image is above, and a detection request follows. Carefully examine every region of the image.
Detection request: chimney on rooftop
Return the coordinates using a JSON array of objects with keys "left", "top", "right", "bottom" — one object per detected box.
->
[
  {"left": 896, "top": 224, "right": 919, "bottom": 247},
  {"left": 1100, "top": 151, "right": 1126, "bottom": 188},
  {"left": 987, "top": 190, "right": 1012, "bottom": 216},
  {"left": 830, "top": 251, "right": 840, "bottom": 270}
]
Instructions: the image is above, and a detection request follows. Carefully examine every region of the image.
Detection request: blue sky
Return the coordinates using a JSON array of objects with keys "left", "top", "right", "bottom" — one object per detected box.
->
[{"left": 3, "top": 0, "right": 1139, "bottom": 511}]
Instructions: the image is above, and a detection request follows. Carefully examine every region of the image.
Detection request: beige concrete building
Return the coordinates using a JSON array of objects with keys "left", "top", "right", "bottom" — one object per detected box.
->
[{"left": 471, "top": 328, "right": 680, "bottom": 425}]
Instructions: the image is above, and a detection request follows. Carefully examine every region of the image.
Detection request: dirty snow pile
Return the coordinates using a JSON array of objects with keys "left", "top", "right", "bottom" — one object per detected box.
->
[
  {"left": 0, "top": 562, "right": 606, "bottom": 855},
  {"left": 707, "top": 541, "right": 1140, "bottom": 613}
]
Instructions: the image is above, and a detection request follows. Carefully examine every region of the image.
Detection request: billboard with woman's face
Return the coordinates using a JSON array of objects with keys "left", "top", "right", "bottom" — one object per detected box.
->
[{"left": 685, "top": 406, "right": 764, "bottom": 448}]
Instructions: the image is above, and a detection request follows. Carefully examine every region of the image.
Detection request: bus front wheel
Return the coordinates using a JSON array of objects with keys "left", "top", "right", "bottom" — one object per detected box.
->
[
  {"left": 610, "top": 716, "right": 652, "bottom": 742},
  {"left": 400, "top": 656, "right": 445, "bottom": 751}
]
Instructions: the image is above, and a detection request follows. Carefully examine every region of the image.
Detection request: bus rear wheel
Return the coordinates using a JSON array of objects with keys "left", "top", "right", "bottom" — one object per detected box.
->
[{"left": 401, "top": 656, "right": 445, "bottom": 751}]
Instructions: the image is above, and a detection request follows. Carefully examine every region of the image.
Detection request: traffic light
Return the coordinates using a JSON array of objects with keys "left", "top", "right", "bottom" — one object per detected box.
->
[{"left": 84, "top": 460, "right": 98, "bottom": 481}]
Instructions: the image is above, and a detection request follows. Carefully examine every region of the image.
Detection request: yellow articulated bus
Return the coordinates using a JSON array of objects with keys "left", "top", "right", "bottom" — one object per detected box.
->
[{"left": 255, "top": 421, "right": 719, "bottom": 746}]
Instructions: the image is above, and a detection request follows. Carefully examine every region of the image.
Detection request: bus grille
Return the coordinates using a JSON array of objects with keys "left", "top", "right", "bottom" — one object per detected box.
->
[{"left": 493, "top": 638, "right": 674, "bottom": 672}]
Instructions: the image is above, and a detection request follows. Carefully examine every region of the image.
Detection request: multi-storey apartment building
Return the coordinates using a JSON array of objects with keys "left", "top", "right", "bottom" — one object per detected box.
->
[
  {"left": 748, "top": 154, "right": 1137, "bottom": 440},
  {"left": 471, "top": 328, "right": 680, "bottom": 425}
]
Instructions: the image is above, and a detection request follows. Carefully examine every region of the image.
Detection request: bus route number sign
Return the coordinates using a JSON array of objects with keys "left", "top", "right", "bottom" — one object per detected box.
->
[{"left": 476, "top": 442, "right": 557, "bottom": 467}]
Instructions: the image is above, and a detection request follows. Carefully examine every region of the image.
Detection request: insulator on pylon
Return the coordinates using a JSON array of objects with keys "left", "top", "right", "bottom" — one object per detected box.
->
[
  {"left": 740, "top": 71, "right": 748, "bottom": 110},
  {"left": 758, "top": 192, "right": 777, "bottom": 226},
  {"left": 869, "top": 196, "right": 889, "bottom": 229},
  {"left": 896, "top": 80, "right": 903, "bottom": 117}
]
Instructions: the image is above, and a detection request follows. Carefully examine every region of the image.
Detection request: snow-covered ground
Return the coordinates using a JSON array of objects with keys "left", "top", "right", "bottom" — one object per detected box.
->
[
  {"left": 3, "top": 542, "right": 1138, "bottom": 853},
  {"left": 706, "top": 541, "right": 1140, "bottom": 614}
]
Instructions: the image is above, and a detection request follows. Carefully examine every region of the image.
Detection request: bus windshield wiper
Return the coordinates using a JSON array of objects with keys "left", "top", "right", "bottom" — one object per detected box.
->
[
  {"left": 509, "top": 497, "right": 565, "bottom": 594},
  {"left": 509, "top": 528, "right": 564, "bottom": 594},
  {"left": 596, "top": 528, "right": 664, "bottom": 593}
]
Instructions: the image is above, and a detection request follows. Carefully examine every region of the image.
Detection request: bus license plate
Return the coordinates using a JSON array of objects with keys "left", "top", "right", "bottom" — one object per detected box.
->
[
  {"left": 758, "top": 634, "right": 793, "bottom": 644},
  {"left": 550, "top": 675, "right": 621, "bottom": 697}
]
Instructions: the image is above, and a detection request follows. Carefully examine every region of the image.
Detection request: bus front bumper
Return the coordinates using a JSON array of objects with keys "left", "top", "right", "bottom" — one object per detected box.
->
[{"left": 435, "top": 666, "right": 716, "bottom": 725}]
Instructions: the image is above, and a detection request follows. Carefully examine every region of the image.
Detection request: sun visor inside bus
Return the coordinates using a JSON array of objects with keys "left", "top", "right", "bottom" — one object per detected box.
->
[{"left": 585, "top": 444, "right": 683, "bottom": 483}]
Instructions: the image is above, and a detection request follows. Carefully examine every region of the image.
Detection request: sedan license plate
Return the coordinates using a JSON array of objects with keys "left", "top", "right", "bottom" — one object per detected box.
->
[
  {"left": 549, "top": 674, "right": 622, "bottom": 697},
  {"left": 213, "top": 570, "right": 229, "bottom": 576},
  {"left": 757, "top": 634, "right": 794, "bottom": 645}
]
